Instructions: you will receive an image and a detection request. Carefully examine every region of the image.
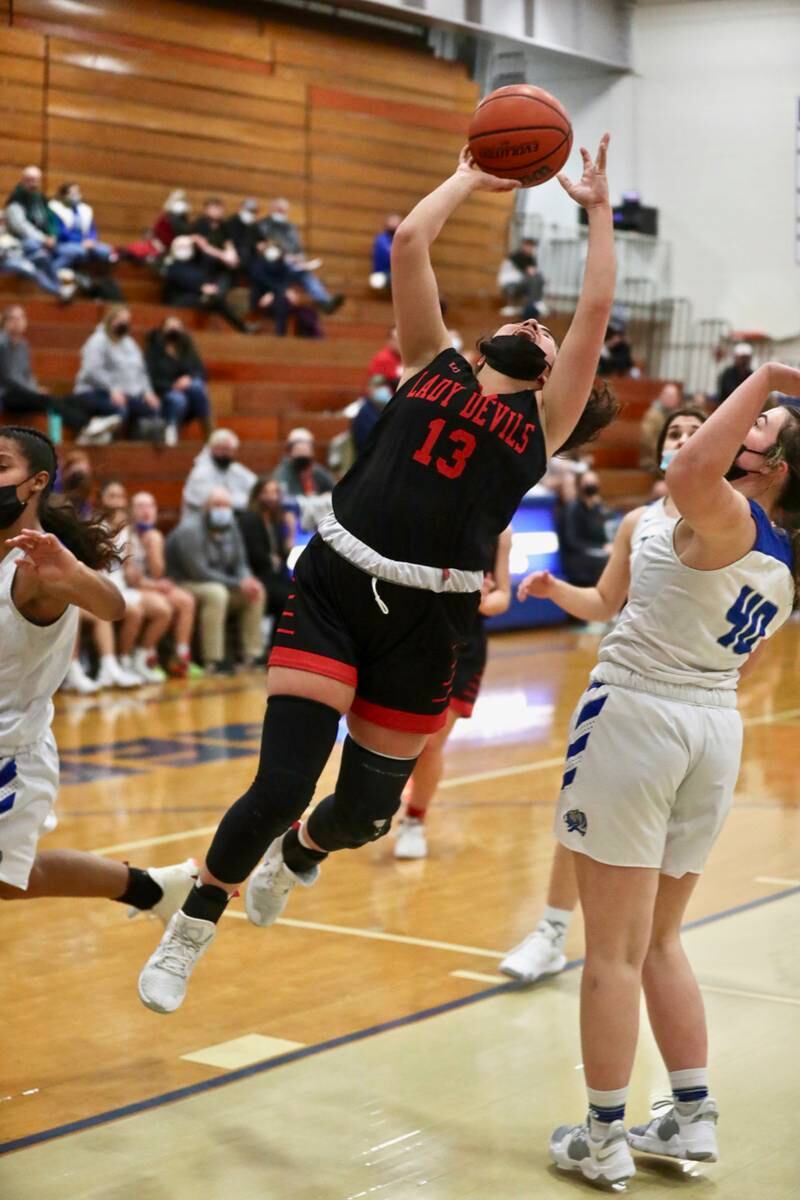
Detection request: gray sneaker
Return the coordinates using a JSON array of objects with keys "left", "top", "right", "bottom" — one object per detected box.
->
[
  {"left": 549, "top": 1119, "right": 635, "bottom": 1185},
  {"left": 245, "top": 836, "right": 319, "bottom": 927},
  {"left": 138, "top": 910, "right": 216, "bottom": 1014},
  {"left": 628, "top": 1097, "right": 719, "bottom": 1162}
]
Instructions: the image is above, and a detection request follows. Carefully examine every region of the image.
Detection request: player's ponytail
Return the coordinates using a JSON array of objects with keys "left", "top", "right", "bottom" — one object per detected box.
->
[
  {"left": 0, "top": 427, "right": 120, "bottom": 571},
  {"left": 768, "top": 404, "right": 800, "bottom": 593},
  {"left": 555, "top": 380, "right": 620, "bottom": 455}
]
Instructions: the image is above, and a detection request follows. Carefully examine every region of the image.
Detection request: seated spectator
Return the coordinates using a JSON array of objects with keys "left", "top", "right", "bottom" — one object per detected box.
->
[
  {"left": 166, "top": 488, "right": 265, "bottom": 673},
  {"left": 351, "top": 374, "right": 392, "bottom": 456},
  {"left": 248, "top": 240, "right": 321, "bottom": 337},
  {"left": 597, "top": 321, "right": 637, "bottom": 378},
  {"left": 0, "top": 210, "right": 73, "bottom": 300},
  {"left": 56, "top": 447, "right": 94, "bottom": 516},
  {"left": 498, "top": 237, "right": 544, "bottom": 317},
  {"left": 558, "top": 470, "right": 613, "bottom": 587},
  {"left": 236, "top": 476, "right": 296, "bottom": 642},
  {"left": 191, "top": 197, "right": 239, "bottom": 292},
  {"left": 639, "top": 381, "right": 683, "bottom": 470},
  {"left": 5, "top": 165, "right": 57, "bottom": 257},
  {"left": 163, "top": 235, "right": 254, "bottom": 334},
  {"left": 99, "top": 480, "right": 172, "bottom": 683},
  {"left": 145, "top": 315, "right": 212, "bottom": 445},
  {"left": 48, "top": 182, "right": 118, "bottom": 273},
  {"left": 367, "top": 326, "right": 403, "bottom": 390},
  {"left": 257, "top": 197, "right": 343, "bottom": 314},
  {"left": 74, "top": 306, "right": 172, "bottom": 441},
  {"left": 716, "top": 341, "right": 753, "bottom": 406},
  {"left": 182, "top": 428, "right": 256, "bottom": 514},
  {"left": 123, "top": 188, "right": 193, "bottom": 263},
  {"left": 62, "top": 610, "right": 143, "bottom": 692},
  {"left": 225, "top": 197, "right": 261, "bottom": 270},
  {"left": 272, "top": 427, "right": 335, "bottom": 497},
  {"left": 130, "top": 490, "right": 200, "bottom": 678},
  {"left": 0, "top": 304, "right": 116, "bottom": 439},
  {"left": 370, "top": 212, "right": 401, "bottom": 291}
]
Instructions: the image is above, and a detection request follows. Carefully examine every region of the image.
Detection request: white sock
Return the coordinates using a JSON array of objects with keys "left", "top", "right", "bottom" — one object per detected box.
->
[
  {"left": 176, "top": 643, "right": 190, "bottom": 659},
  {"left": 541, "top": 905, "right": 573, "bottom": 939},
  {"left": 669, "top": 1067, "right": 709, "bottom": 1107},
  {"left": 587, "top": 1085, "right": 628, "bottom": 1136},
  {"left": 100, "top": 654, "right": 117, "bottom": 669}
]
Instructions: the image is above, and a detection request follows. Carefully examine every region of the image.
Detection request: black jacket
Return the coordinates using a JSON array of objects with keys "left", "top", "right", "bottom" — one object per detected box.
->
[
  {"left": 145, "top": 330, "right": 206, "bottom": 397},
  {"left": 236, "top": 508, "right": 290, "bottom": 580}
]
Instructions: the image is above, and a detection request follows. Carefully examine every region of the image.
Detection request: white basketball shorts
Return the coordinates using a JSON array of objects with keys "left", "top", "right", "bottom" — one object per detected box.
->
[
  {"left": 554, "top": 676, "right": 742, "bottom": 877},
  {"left": 0, "top": 733, "right": 59, "bottom": 889}
]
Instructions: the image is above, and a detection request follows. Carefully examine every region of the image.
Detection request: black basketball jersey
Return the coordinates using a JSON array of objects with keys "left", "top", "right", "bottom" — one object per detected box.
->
[{"left": 333, "top": 348, "right": 547, "bottom": 571}]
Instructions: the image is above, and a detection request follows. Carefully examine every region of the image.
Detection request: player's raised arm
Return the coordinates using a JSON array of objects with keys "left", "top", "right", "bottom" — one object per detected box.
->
[
  {"left": 391, "top": 148, "right": 519, "bottom": 379},
  {"left": 666, "top": 363, "right": 800, "bottom": 545},
  {"left": 539, "top": 136, "right": 616, "bottom": 456}
]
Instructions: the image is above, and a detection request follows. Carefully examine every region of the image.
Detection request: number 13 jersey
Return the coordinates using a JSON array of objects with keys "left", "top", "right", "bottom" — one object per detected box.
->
[{"left": 332, "top": 349, "right": 547, "bottom": 572}]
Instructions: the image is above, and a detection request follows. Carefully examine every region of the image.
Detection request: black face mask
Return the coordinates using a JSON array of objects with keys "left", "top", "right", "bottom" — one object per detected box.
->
[
  {"left": 112, "top": 322, "right": 130, "bottom": 338},
  {"left": 478, "top": 334, "right": 548, "bottom": 383},
  {"left": 581, "top": 484, "right": 600, "bottom": 499},
  {"left": 725, "top": 443, "right": 770, "bottom": 482},
  {"left": 212, "top": 455, "right": 233, "bottom": 471},
  {"left": 292, "top": 456, "right": 312, "bottom": 472},
  {"left": 0, "top": 474, "right": 34, "bottom": 530},
  {"left": 63, "top": 468, "right": 89, "bottom": 491}
]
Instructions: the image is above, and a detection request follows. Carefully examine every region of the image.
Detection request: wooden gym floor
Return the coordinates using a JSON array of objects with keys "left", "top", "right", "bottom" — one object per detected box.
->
[{"left": 1, "top": 624, "right": 798, "bottom": 1197}]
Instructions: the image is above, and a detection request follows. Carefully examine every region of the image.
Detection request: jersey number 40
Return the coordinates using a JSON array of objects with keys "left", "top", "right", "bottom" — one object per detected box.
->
[{"left": 717, "top": 586, "right": 778, "bottom": 655}]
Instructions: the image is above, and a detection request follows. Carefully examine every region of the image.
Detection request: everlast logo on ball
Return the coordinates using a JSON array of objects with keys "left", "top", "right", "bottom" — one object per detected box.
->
[
  {"left": 519, "top": 165, "right": 553, "bottom": 185},
  {"left": 485, "top": 140, "right": 539, "bottom": 160}
]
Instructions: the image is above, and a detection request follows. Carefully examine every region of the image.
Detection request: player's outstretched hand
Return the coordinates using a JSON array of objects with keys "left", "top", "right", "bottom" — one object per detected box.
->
[
  {"left": 456, "top": 146, "right": 521, "bottom": 193},
  {"left": 517, "top": 570, "right": 555, "bottom": 602},
  {"left": 557, "top": 134, "right": 610, "bottom": 210},
  {"left": 6, "top": 528, "right": 80, "bottom": 587}
]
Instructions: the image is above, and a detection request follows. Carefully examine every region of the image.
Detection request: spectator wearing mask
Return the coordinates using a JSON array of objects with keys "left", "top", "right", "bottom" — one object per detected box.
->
[
  {"left": 351, "top": 374, "right": 393, "bottom": 456},
  {"left": 130, "top": 491, "right": 200, "bottom": 678},
  {"left": 165, "top": 488, "right": 265, "bottom": 673},
  {"left": 122, "top": 188, "right": 192, "bottom": 264},
  {"left": 498, "top": 237, "right": 544, "bottom": 317},
  {"left": 48, "top": 182, "right": 118, "bottom": 272},
  {"left": 597, "top": 321, "right": 637, "bottom": 378},
  {"left": 74, "top": 306, "right": 172, "bottom": 440},
  {"left": 558, "top": 470, "right": 614, "bottom": 588},
  {"left": 257, "top": 197, "right": 343, "bottom": 314},
  {"left": 248, "top": 240, "right": 321, "bottom": 338},
  {"left": 145, "top": 315, "right": 212, "bottom": 445},
  {"left": 0, "top": 210, "right": 72, "bottom": 300},
  {"left": 163, "top": 235, "right": 254, "bottom": 334},
  {"left": 716, "top": 341, "right": 753, "bottom": 406},
  {"left": 272, "top": 427, "right": 335, "bottom": 498},
  {"left": 370, "top": 212, "right": 401, "bottom": 291},
  {"left": 191, "top": 197, "right": 239, "bottom": 293},
  {"left": 236, "top": 476, "right": 296, "bottom": 640},
  {"left": 181, "top": 428, "right": 256, "bottom": 514},
  {"left": 366, "top": 326, "right": 403, "bottom": 390},
  {"left": 225, "top": 198, "right": 261, "bottom": 269},
  {"left": 639, "top": 381, "right": 683, "bottom": 470},
  {"left": 4, "top": 165, "right": 57, "bottom": 254}
]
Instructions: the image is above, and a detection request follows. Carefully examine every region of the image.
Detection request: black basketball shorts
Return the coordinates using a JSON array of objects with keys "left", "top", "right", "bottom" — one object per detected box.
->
[
  {"left": 269, "top": 536, "right": 479, "bottom": 733},
  {"left": 449, "top": 619, "right": 488, "bottom": 718}
]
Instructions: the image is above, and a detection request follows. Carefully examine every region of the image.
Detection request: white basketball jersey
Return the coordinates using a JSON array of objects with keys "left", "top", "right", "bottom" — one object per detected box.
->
[
  {"left": 596, "top": 500, "right": 794, "bottom": 696},
  {"left": 0, "top": 548, "right": 78, "bottom": 751},
  {"left": 629, "top": 497, "right": 674, "bottom": 565}
]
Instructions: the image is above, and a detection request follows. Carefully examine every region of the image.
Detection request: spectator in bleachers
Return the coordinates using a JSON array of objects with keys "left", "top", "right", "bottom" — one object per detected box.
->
[
  {"left": 122, "top": 189, "right": 192, "bottom": 265},
  {"left": 99, "top": 479, "right": 172, "bottom": 684},
  {"left": 130, "top": 490, "right": 200, "bottom": 678},
  {"left": 557, "top": 469, "right": 614, "bottom": 587},
  {"left": 56, "top": 447, "right": 94, "bottom": 517},
  {"left": 498, "top": 237, "right": 544, "bottom": 318},
  {"left": 257, "top": 197, "right": 343, "bottom": 314},
  {"left": 163, "top": 235, "right": 254, "bottom": 334},
  {"left": 0, "top": 210, "right": 73, "bottom": 300},
  {"left": 145, "top": 315, "right": 211, "bottom": 445},
  {"left": 367, "top": 326, "right": 403, "bottom": 390},
  {"left": 716, "top": 341, "right": 753, "bottom": 406},
  {"left": 182, "top": 428, "right": 256, "bottom": 514},
  {"left": 272, "top": 427, "right": 335, "bottom": 498},
  {"left": 0, "top": 304, "right": 117, "bottom": 439},
  {"left": 236, "top": 476, "right": 296, "bottom": 643},
  {"left": 191, "top": 197, "right": 239, "bottom": 292},
  {"left": 165, "top": 487, "right": 265, "bottom": 673},
  {"left": 639, "top": 381, "right": 684, "bottom": 470},
  {"left": 351, "top": 374, "right": 393, "bottom": 456},
  {"left": 48, "top": 182, "right": 118, "bottom": 273},
  {"left": 5, "top": 166, "right": 57, "bottom": 254},
  {"left": 74, "top": 306, "right": 172, "bottom": 441},
  {"left": 247, "top": 240, "right": 321, "bottom": 338},
  {"left": 597, "top": 321, "right": 636, "bottom": 378},
  {"left": 226, "top": 198, "right": 261, "bottom": 270},
  {"left": 370, "top": 212, "right": 402, "bottom": 291}
]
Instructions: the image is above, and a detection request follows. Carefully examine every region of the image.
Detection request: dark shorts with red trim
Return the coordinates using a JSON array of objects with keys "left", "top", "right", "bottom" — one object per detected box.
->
[
  {"left": 269, "top": 535, "right": 479, "bottom": 733},
  {"left": 449, "top": 618, "right": 488, "bottom": 718}
]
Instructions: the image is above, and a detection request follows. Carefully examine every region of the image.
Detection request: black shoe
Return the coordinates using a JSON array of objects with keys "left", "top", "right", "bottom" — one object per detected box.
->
[
  {"left": 206, "top": 659, "right": 236, "bottom": 676},
  {"left": 320, "top": 294, "right": 344, "bottom": 315}
]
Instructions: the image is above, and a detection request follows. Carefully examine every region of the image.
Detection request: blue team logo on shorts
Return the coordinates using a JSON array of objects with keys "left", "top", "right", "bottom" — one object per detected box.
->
[
  {"left": 0, "top": 758, "right": 17, "bottom": 815},
  {"left": 564, "top": 808, "right": 587, "bottom": 837}
]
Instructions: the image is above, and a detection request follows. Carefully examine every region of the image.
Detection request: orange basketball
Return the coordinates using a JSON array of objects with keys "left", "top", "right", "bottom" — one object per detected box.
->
[{"left": 468, "top": 84, "right": 573, "bottom": 187}]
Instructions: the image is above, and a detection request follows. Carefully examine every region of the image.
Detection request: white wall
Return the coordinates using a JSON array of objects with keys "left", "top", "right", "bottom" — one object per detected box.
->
[{"left": 633, "top": 0, "right": 800, "bottom": 336}]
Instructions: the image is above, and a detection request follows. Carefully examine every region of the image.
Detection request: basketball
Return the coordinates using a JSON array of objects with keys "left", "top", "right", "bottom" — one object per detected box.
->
[{"left": 468, "top": 84, "right": 573, "bottom": 187}]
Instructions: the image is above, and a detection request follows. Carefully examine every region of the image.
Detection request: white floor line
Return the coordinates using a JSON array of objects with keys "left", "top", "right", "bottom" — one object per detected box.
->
[
  {"left": 438, "top": 755, "right": 564, "bottom": 790},
  {"left": 754, "top": 875, "right": 800, "bottom": 887},
  {"left": 700, "top": 983, "right": 800, "bottom": 1007},
  {"left": 450, "top": 969, "right": 509, "bottom": 985},
  {"left": 222, "top": 908, "right": 504, "bottom": 958},
  {"left": 94, "top": 825, "right": 219, "bottom": 856}
]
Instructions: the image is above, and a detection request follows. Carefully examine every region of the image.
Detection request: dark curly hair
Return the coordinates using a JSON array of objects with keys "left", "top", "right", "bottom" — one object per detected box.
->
[
  {"left": 0, "top": 427, "right": 120, "bottom": 571},
  {"left": 555, "top": 380, "right": 621, "bottom": 455}
]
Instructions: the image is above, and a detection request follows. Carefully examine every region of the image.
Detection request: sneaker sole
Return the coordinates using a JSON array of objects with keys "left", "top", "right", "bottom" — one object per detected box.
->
[
  {"left": 499, "top": 954, "right": 567, "bottom": 983},
  {"left": 550, "top": 1154, "right": 636, "bottom": 1185},
  {"left": 627, "top": 1134, "right": 717, "bottom": 1162}
]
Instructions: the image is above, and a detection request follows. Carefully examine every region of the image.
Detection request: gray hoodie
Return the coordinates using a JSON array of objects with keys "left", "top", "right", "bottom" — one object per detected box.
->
[
  {"left": 181, "top": 447, "right": 257, "bottom": 515},
  {"left": 74, "top": 324, "right": 151, "bottom": 396}
]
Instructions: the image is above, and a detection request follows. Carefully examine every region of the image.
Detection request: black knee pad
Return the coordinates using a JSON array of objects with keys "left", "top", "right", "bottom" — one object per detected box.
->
[
  {"left": 306, "top": 735, "right": 417, "bottom": 852},
  {"left": 206, "top": 695, "right": 340, "bottom": 883}
]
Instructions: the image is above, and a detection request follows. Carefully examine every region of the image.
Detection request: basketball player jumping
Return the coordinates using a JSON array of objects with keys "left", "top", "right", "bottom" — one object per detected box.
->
[
  {"left": 139, "top": 135, "right": 618, "bottom": 1014},
  {"left": 546, "top": 368, "right": 800, "bottom": 1186}
]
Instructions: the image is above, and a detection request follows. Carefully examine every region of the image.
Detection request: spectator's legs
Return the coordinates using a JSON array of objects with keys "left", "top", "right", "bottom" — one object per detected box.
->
[
  {"left": 51, "top": 243, "right": 87, "bottom": 273},
  {"left": 292, "top": 269, "right": 331, "bottom": 305},
  {"left": 0, "top": 382, "right": 88, "bottom": 431},
  {"left": 185, "top": 379, "right": 211, "bottom": 428},
  {"left": 170, "top": 587, "right": 196, "bottom": 655},
  {"left": 180, "top": 582, "right": 229, "bottom": 665},
  {"left": 162, "top": 388, "right": 188, "bottom": 437},
  {"left": 0, "top": 255, "right": 62, "bottom": 297},
  {"left": 75, "top": 387, "right": 121, "bottom": 417},
  {"left": 86, "top": 242, "right": 115, "bottom": 263},
  {"left": 118, "top": 598, "right": 145, "bottom": 656},
  {"left": 206, "top": 295, "right": 251, "bottom": 334},
  {"left": 227, "top": 588, "right": 265, "bottom": 663},
  {"left": 139, "top": 592, "right": 172, "bottom": 652}
]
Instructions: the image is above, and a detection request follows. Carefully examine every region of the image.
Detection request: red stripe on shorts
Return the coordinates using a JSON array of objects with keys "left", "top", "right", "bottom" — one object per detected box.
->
[
  {"left": 268, "top": 646, "right": 358, "bottom": 687},
  {"left": 351, "top": 696, "right": 448, "bottom": 733}
]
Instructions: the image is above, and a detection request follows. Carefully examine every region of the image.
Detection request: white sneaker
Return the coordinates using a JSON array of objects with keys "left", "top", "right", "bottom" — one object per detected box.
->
[
  {"left": 96, "top": 657, "right": 142, "bottom": 689},
  {"left": 393, "top": 817, "right": 428, "bottom": 860},
  {"left": 499, "top": 921, "right": 567, "bottom": 983},
  {"left": 128, "top": 650, "right": 167, "bottom": 684},
  {"left": 164, "top": 423, "right": 179, "bottom": 447},
  {"left": 76, "top": 414, "right": 123, "bottom": 445},
  {"left": 628, "top": 1097, "right": 719, "bottom": 1162},
  {"left": 138, "top": 910, "right": 216, "bottom": 1014},
  {"left": 550, "top": 1120, "right": 635, "bottom": 1185},
  {"left": 61, "top": 659, "right": 100, "bottom": 694},
  {"left": 245, "top": 836, "right": 319, "bottom": 927},
  {"left": 128, "top": 858, "right": 199, "bottom": 925}
]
